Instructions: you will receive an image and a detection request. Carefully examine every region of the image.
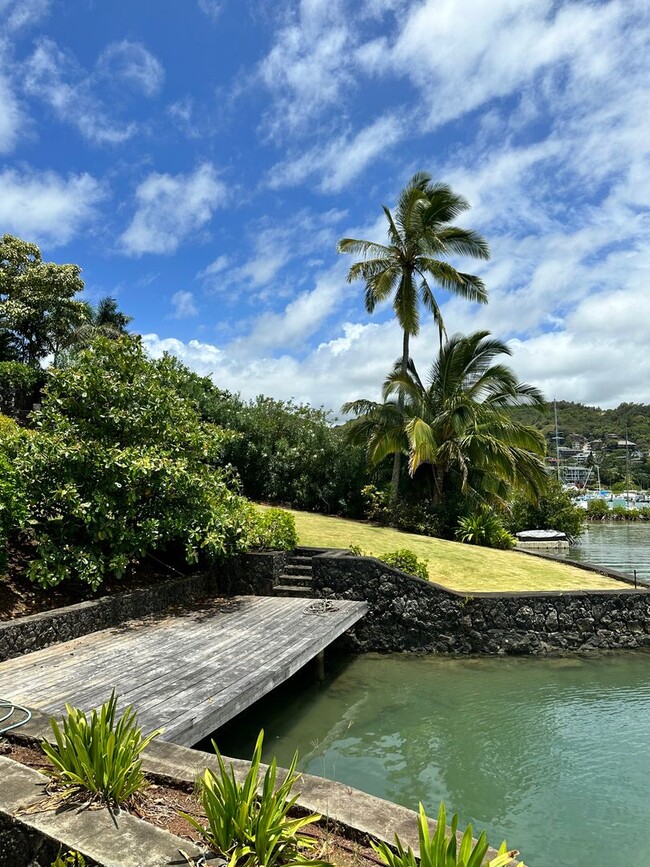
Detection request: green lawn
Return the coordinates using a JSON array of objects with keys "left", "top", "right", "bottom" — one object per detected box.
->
[{"left": 262, "top": 505, "right": 627, "bottom": 593}]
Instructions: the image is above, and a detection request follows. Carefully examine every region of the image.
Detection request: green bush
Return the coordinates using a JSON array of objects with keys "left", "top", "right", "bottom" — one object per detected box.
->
[
  {"left": 377, "top": 549, "right": 429, "bottom": 580},
  {"left": 455, "top": 510, "right": 515, "bottom": 549},
  {"left": 247, "top": 507, "right": 298, "bottom": 551},
  {"left": 362, "top": 484, "right": 441, "bottom": 537},
  {"left": 0, "top": 360, "right": 43, "bottom": 417},
  {"left": 507, "top": 478, "right": 585, "bottom": 538},
  {"left": 41, "top": 692, "right": 161, "bottom": 807},
  {"left": 0, "top": 414, "right": 27, "bottom": 573},
  {"left": 372, "top": 802, "right": 517, "bottom": 867},
  {"left": 13, "top": 337, "right": 252, "bottom": 589},
  {"left": 586, "top": 498, "right": 609, "bottom": 518},
  {"left": 181, "top": 730, "right": 331, "bottom": 867}
]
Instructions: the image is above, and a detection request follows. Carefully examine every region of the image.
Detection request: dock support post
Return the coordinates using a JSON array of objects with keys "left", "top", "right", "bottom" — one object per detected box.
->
[{"left": 315, "top": 650, "right": 326, "bottom": 683}]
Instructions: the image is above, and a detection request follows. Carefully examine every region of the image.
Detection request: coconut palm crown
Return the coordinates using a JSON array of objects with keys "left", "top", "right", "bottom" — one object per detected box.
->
[
  {"left": 337, "top": 172, "right": 490, "bottom": 356},
  {"left": 343, "top": 331, "right": 547, "bottom": 507}
]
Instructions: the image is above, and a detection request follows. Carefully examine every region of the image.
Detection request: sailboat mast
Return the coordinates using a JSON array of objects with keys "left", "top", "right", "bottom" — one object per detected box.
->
[{"left": 554, "top": 399, "right": 561, "bottom": 482}]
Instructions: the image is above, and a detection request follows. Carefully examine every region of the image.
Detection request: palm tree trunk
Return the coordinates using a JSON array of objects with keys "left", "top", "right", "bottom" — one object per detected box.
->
[{"left": 389, "top": 329, "right": 410, "bottom": 501}]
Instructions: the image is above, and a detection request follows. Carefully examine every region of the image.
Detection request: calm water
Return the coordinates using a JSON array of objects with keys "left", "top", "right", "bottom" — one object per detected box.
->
[
  {"left": 560, "top": 521, "right": 650, "bottom": 583},
  {"left": 215, "top": 652, "right": 650, "bottom": 867}
]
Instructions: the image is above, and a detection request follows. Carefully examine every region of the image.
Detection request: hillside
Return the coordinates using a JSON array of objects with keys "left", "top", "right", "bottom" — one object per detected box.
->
[{"left": 510, "top": 401, "right": 650, "bottom": 449}]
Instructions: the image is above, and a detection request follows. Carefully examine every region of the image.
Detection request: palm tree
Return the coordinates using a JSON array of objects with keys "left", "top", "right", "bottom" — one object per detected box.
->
[
  {"left": 343, "top": 331, "right": 547, "bottom": 509},
  {"left": 73, "top": 296, "right": 133, "bottom": 347},
  {"left": 337, "top": 172, "right": 490, "bottom": 496}
]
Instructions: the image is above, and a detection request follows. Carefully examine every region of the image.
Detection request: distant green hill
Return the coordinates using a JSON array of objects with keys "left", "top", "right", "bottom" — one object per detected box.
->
[{"left": 509, "top": 401, "right": 650, "bottom": 450}]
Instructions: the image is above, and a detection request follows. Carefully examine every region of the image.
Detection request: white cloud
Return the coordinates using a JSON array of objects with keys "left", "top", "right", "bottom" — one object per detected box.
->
[
  {"left": 96, "top": 40, "right": 164, "bottom": 97},
  {"left": 1, "top": 0, "right": 50, "bottom": 32},
  {"left": 258, "top": 0, "right": 355, "bottom": 139},
  {"left": 22, "top": 36, "right": 164, "bottom": 145},
  {"left": 367, "top": 0, "right": 628, "bottom": 132},
  {"left": 120, "top": 162, "right": 227, "bottom": 256},
  {"left": 169, "top": 290, "right": 199, "bottom": 319},
  {"left": 0, "top": 167, "right": 103, "bottom": 246},
  {"left": 199, "top": 209, "right": 347, "bottom": 295},
  {"left": 268, "top": 114, "right": 404, "bottom": 193},
  {"left": 0, "top": 74, "right": 21, "bottom": 153},
  {"left": 197, "top": 0, "right": 223, "bottom": 21}
]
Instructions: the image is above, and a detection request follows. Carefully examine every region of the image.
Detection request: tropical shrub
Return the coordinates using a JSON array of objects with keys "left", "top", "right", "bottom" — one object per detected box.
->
[
  {"left": 378, "top": 549, "right": 429, "bottom": 581},
  {"left": 456, "top": 510, "right": 515, "bottom": 550},
  {"left": 41, "top": 692, "right": 161, "bottom": 806},
  {"left": 247, "top": 507, "right": 298, "bottom": 551},
  {"left": 586, "top": 498, "right": 609, "bottom": 518},
  {"left": 0, "top": 414, "right": 27, "bottom": 572},
  {"left": 362, "top": 484, "right": 441, "bottom": 537},
  {"left": 167, "top": 364, "right": 370, "bottom": 518},
  {"left": 507, "top": 478, "right": 585, "bottom": 538},
  {"left": 372, "top": 802, "right": 518, "bottom": 867},
  {"left": 14, "top": 337, "right": 252, "bottom": 589},
  {"left": 181, "top": 730, "right": 331, "bottom": 867},
  {"left": 0, "top": 360, "right": 43, "bottom": 417}
]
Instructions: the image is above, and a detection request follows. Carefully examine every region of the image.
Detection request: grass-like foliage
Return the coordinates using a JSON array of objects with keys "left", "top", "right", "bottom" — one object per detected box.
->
[
  {"left": 181, "top": 730, "right": 332, "bottom": 867},
  {"left": 372, "top": 802, "right": 520, "bottom": 867},
  {"left": 41, "top": 692, "right": 162, "bottom": 807}
]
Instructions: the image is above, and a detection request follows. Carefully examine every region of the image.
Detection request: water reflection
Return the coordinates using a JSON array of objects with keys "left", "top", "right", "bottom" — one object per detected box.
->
[{"left": 214, "top": 651, "right": 650, "bottom": 867}]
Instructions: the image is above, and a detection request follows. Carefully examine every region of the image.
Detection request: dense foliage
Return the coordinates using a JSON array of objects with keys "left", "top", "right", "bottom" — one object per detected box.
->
[
  {"left": 0, "top": 414, "right": 28, "bottom": 571},
  {"left": 0, "top": 234, "right": 86, "bottom": 365},
  {"left": 12, "top": 337, "right": 253, "bottom": 589},
  {"left": 246, "top": 507, "right": 298, "bottom": 550},
  {"left": 506, "top": 478, "right": 585, "bottom": 537},
  {"left": 455, "top": 510, "right": 516, "bottom": 550},
  {"left": 165, "top": 362, "right": 370, "bottom": 517},
  {"left": 0, "top": 360, "right": 44, "bottom": 416},
  {"left": 345, "top": 332, "right": 548, "bottom": 537}
]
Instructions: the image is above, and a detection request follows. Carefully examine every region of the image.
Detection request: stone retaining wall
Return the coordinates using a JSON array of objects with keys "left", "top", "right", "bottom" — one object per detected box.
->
[
  {"left": 0, "top": 552, "right": 283, "bottom": 663},
  {"left": 310, "top": 551, "right": 650, "bottom": 655}
]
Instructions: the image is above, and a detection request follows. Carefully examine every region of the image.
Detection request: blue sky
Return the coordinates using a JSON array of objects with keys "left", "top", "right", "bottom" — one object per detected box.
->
[{"left": 1, "top": 0, "right": 648, "bottom": 412}]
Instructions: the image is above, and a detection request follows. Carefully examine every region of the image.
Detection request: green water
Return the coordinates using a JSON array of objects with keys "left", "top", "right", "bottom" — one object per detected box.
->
[{"left": 214, "top": 652, "right": 650, "bottom": 867}]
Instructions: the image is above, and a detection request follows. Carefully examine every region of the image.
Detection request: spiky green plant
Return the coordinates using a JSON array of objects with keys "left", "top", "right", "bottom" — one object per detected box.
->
[
  {"left": 181, "top": 730, "right": 332, "bottom": 867},
  {"left": 41, "top": 691, "right": 162, "bottom": 806},
  {"left": 372, "top": 802, "right": 520, "bottom": 867}
]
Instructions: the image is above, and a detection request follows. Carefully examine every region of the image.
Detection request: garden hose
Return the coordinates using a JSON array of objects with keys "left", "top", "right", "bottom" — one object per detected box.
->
[{"left": 0, "top": 698, "right": 32, "bottom": 734}]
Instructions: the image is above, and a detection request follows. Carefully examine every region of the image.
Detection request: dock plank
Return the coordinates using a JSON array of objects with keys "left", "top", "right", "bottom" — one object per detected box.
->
[{"left": 0, "top": 596, "right": 367, "bottom": 746}]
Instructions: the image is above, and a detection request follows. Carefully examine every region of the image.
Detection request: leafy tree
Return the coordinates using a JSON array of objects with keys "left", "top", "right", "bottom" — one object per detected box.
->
[
  {"left": 164, "top": 361, "right": 371, "bottom": 517},
  {"left": 507, "top": 477, "right": 585, "bottom": 537},
  {"left": 344, "top": 331, "right": 547, "bottom": 513},
  {"left": 0, "top": 235, "right": 87, "bottom": 365},
  {"left": 13, "top": 337, "right": 252, "bottom": 589},
  {"left": 337, "top": 173, "right": 489, "bottom": 496}
]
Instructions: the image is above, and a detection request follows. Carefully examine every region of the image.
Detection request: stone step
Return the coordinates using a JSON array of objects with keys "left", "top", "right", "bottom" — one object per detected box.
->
[
  {"left": 273, "top": 585, "right": 314, "bottom": 598},
  {"left": 287, "top": 554, "right": 313, "bottom": 565},
  {"left": 278, "top": 574, "right": 313, "bottom": 588},
  {"left": 284, "top": 562, "right": 313, "bottom": 576}
]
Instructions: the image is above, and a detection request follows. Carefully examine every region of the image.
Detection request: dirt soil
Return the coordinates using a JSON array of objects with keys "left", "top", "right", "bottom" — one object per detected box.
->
[
  {"left": 1, "top": 739, "right": 382, "bottom": 867},
  {"left": 0, "top": 537, "right": 196, "bottom": 621}
]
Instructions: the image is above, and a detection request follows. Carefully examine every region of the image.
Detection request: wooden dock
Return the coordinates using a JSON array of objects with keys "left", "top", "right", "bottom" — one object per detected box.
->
[{"left": 0, "top": 596, "right": 367, "bottom": 746}]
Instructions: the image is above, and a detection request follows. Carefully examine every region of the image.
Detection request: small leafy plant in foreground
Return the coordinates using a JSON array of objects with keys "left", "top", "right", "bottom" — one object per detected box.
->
[
  {"left": 41, "top": 691, "right": 162, "bottom": 806},
  {"left": 50, "top": 850, "right": 86, "bottom": 867},
  {"left": 372, "top": 802, "right": 520, "bottom": 867},
  {"left": 181, "top": 729, "right": 332, "bottom": 867}
]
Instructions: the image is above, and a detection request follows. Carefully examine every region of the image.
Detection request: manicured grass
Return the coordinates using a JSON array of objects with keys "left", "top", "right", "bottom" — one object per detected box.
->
[{"left": 263, "top": 505, "right": 627, "bottom": 593}]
